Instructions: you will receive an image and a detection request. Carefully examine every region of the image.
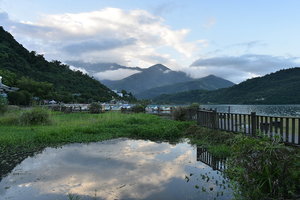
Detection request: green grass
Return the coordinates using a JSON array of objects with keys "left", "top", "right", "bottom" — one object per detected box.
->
[{"left": 0, "top": 111, "right": 195, "bottom": 148}]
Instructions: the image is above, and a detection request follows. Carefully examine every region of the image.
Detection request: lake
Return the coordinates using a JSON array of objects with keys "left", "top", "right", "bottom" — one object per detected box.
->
[
  {"left": 0, "top": 139, "right": 233, "bottom": 200},
  {"left": 200, "top": 104, "right": 300, "bottom": 117}
]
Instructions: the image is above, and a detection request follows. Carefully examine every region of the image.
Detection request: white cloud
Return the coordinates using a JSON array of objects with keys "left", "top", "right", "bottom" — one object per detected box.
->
[
  {"left": 1, "top": 8, "right": 200, "bottom": 71},
  {"left": 94, "top": 69, "right": 141, "bottom": 80},
  {"left": 186, "top": 54, "right": 300, "bottom": 83}
]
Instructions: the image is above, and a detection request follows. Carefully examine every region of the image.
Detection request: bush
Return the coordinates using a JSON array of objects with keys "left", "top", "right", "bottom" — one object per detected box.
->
[
  {"left": 189, "top": 102, "right": 200, "bottom": 110},
  {"left": 88, "top": 102, "right": 102, "bottom": 114},
  {"left": 172, "top": 107, "right": 188, "bottom": 121},
  {"left": 19, "top": 107, "right": 51, "bottom": 125},
  {"left": 130, "top": 105, "right": 145, "bottom": 113},
  {"left": 172, "top": 103, "right": 199, "bottom": 121}
]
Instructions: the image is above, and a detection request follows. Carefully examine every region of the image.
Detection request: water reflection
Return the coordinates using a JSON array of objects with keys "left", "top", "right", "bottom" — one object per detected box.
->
[
  {"left": 197, "top": 147, "right": 226, "bottom": 171},
  {"left": 0, "top": 139, "right": 233, "bottom": 200}
]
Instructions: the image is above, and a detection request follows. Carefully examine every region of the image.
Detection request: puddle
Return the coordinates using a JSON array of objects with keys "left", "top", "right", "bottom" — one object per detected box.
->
[{"left": 0, "top": 138, "right": 233, "bottom": 200}]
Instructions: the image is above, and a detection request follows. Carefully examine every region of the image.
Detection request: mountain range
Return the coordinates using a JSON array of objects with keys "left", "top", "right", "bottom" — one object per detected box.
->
[
  {"left": 99, "top": 64, "right": 235, "bottom": 98},
  {"left": 153, "top": 67, "right": 300, "bottom": 104},
  {"left": 136, "top": 74, "right": 234, "bottom": 99},
  {"left": 102, "top": 64, "right": 193, "bottom": 95}
]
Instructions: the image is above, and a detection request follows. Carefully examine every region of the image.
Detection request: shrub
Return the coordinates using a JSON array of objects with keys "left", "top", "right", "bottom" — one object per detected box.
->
[
  {"left": 172, "top": 103, "right": 199, "bottom": 121},
  {"left": 172, "top": 107, "right": 188, "bottom": 121},
  {"left": 88, "top": 102, "right": 102, "bottom": 114},
  {"left": 130, "top": 105, "right": 145, "bottom": 113},
  {"left": 189, "top": 102, "right": 200, "bottom": 110},
  {"left": 19, "top": 107, "right": 51, "bottom": 125}
]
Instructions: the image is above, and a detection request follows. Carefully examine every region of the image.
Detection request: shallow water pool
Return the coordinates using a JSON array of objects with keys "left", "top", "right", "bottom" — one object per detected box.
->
[{"left": 0, "top": 138, "right": 233, "bottom": 200}]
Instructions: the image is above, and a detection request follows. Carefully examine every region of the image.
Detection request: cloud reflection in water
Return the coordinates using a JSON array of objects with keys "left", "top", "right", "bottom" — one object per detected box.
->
[{"left": 0, "top": 138, "right": 233, "bottom": 200}]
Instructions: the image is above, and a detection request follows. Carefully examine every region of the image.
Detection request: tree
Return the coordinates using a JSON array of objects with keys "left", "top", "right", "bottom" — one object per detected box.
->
[
  {"left": 0, "top": 69, "right": 17, "bottom": 86},
  {"left": 16, "top": 77, "right": 54, "bottom": 99},
  {"left": 7, "top": 91, "right": 32, "bottom": 105}
]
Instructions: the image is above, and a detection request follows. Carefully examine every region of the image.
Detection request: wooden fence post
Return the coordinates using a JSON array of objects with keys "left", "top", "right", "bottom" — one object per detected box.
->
[
  {"left": 197, "top": 109, "right": 200, "bottom": 125},
  {"left": 212, "top": 110, "right": 218, "bottom": 129},
  {"left": 251, "top": 112, "right": 257, "bottom": 136}
]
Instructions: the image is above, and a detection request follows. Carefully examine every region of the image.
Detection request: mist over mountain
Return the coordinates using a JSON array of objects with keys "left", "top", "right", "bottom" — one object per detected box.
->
[
  {"left": 136, "top": 75, "right": 235, "bottom": 99},
  {"left": 65, "top": 61, "right": 143, "bottom": 74}
]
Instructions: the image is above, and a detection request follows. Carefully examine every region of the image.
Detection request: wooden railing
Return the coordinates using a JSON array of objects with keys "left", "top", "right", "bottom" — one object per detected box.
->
[{"left": 187, "top": 109, "right": 300, "bottom": 146}]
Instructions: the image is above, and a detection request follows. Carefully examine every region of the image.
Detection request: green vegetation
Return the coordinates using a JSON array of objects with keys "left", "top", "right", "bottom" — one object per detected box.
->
[
  {"left": 172, "top": 103, "right": 199, "bottom": 121},
  {"left": 154, "top": 67, "right": 300, "bottom": 104},
  {"left": 0, "top": 96, "right": 7, "bottom": 114},
  {"left": 185, "top": 125, "right": 300, "bottom": 199},
  {"left": 172, "top": 106, "right": 189, "bottom": 121},
  {"left": 19, "top": 107, "right": 51, "bottom": 125},
  {"left": 0, "top": 26, "right": 117, "bottom": 103},
  {"left": 88, "top": 102, "right": 102, "bottom": 114},
  {"left": 0, "top": 109, "right": 299, "bottom": 199},
  {"left": 227, "top": 135, "right": 300, "bottom": 200},
  {"left": 129, "top": 104, "right": 146, "bottom": 113}
]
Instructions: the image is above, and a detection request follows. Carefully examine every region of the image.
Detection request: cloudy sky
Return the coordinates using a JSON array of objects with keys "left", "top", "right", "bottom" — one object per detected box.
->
[{"left": 1, "top": 0, "right": 300, "bottom": 83}]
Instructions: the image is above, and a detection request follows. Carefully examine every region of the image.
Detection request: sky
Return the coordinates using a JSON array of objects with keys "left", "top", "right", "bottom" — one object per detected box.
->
[{"left": 1, "top": 0, "right": 300, "bottom": 83}]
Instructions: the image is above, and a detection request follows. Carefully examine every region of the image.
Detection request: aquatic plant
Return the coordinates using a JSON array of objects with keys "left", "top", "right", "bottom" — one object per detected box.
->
[{"left": 68, "top": 194, "right": 81, "bottom": 200}]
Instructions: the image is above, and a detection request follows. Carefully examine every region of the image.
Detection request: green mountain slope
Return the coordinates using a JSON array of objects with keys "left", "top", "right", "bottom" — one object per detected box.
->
[
  {"left": 136, "top": 75, "right": 235, "bottom": 99},
  {"left": 154, "top": 68, "right": 300, "bottom": 104},
  {"left": 0, "top": 26, "right": 116, "bottom": 102}
]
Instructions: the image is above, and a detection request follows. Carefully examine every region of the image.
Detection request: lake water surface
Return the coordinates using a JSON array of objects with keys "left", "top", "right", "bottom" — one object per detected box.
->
[
  {"left": 201, "top": 104, "right": 300, "bottom": 117},
  {"left": 0, "top": 139, "right": 232, "bottom": 200}
]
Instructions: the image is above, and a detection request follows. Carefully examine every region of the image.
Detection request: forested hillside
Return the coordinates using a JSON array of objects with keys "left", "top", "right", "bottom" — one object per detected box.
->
[
  {"left": 154, "top": 68, "right": 300, "bottom": 104},
  {"left": 136, "top": 75, "right": 234, "bottom": 99},
  {"left": 0, "top": 26, "right": 117, "bottom": 103}
]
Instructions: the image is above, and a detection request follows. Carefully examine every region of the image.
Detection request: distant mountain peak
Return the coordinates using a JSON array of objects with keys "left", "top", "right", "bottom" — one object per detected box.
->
[
  {"left": 148, "top": 64, "right": 170, "bottom": 71},
  {"left": 206, "top": 74, "right": 217, "bottom": 78}
]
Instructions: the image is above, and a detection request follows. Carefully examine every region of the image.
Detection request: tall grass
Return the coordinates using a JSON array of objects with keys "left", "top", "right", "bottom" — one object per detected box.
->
[{"left": 226, "top": 135, "right": 300, "bottom": 200}]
